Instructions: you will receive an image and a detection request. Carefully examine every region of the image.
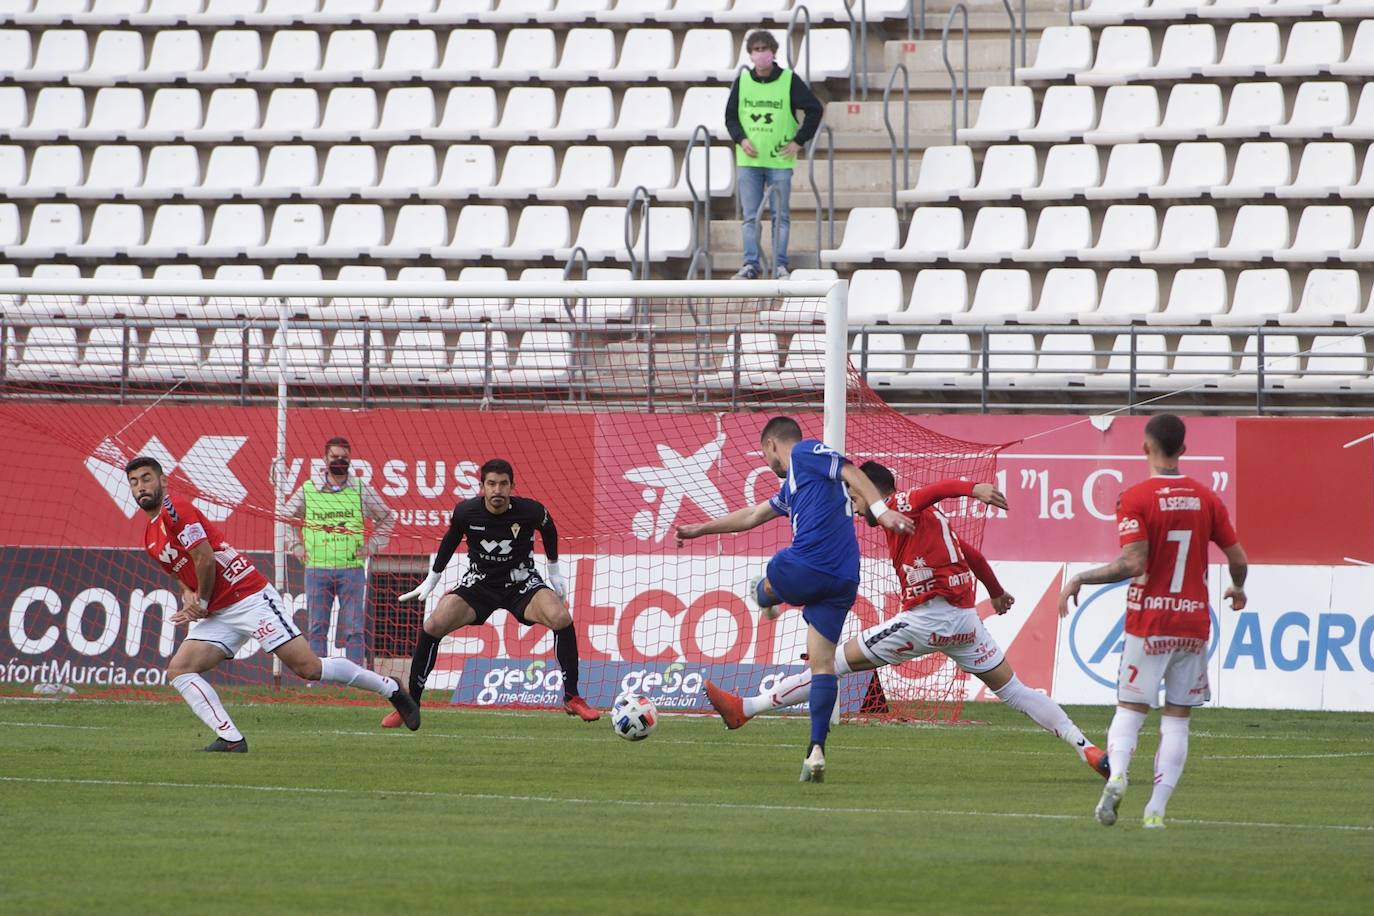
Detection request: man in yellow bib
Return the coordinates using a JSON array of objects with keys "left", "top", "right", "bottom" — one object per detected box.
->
[
  {"left": 724, "top": 29, "right": 824, "bottom": 280},
  {"left": 285, "top": 436, "right": 396, "bottom": 666}
]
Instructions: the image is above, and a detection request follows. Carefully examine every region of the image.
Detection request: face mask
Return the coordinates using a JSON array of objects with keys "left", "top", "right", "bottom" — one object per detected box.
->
[
  {"left": 328, "top": 459, "right": 350, "bottom": 476},
  {"left": 750, "top": 49, "right": 774, "bottom": 69}
]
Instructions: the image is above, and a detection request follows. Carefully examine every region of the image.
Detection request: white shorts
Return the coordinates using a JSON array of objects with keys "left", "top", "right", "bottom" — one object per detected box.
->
[
  {"left": 1117, "top": 633, "right": 1210, "bottom": 707},
  {"left": 187, "top": 585, "right": 301, "bottom": 658},
  {"left": 853, "top": 597, "right": 1005, "bottom": 675}
]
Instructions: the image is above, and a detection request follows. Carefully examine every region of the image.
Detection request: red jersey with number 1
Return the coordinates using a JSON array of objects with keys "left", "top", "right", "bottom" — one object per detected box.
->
[
  {"left": 143, "top": 495, "right": 268, "bottom": 613},
  {"left": 1116, "top": 475, "right": 1237, "bottom": 639},
  {"left": 885, "top": 480, "right": 997, "bottom": 611}
]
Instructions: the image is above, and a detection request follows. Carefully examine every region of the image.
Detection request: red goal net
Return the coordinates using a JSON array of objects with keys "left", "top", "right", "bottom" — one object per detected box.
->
[{"left": 0, "top": 283, "right": 1002, "bottom": 724}]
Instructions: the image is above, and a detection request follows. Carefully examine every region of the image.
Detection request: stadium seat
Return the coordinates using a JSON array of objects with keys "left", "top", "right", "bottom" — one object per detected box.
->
[
  {"left": 984, "top": 332, "right": 1037, "bottom": 386},
  {"left": 712, "top": 332, "right": 780, "bottom": 390},
  {"left": 70, "top": 87, "right": 143, "bottom": 140},
  {"left": 657, "top": 144, "right": 735, "bottom": 201},
  {"left": 1280, "top": 205, "right": 1354, "bottom": 261},
  {"left": 1018, "top": 26, "right": 1092, "bottom": 82},
  {"left": 310, "top": 29, "right": 381, "bottom": 82},
  {"left": 1270, "top": 82, "right": 1349, "bottom": 138},
  {"left": 911, "top": 332, "right": 974, "bottom": 384},
  {"left": 845, "top": 269, "right": 905, "bottom": 323},
  {"left": 431, "top": 204, "right": 509, "bottom": 259},
  {"left": 295, "top": 145, "right": 373, "bottom": 198},
  {"left": 543, "top": 86, "right": 614, "bottom": 141},
  {"left": 1144, "top": 24, "right": 1217, "bottom": 80},
  {"left": 1286, "top": 335, "right": 1366, "bottom": 389},
  {"left": 1022, "top": 144, "right": 1100, "bottom": 200},
  {"left": 1034, "top": 267, "right": 1100, "bottom": 322},
  {"left": 958, "top": 86, "right": 1035, "bottom": 144},
  {"left": 1280, "top": 268, "right": 1360, "bottom": 324},
  {"left": 952, "top": 269, "right": 1033, "bottom": 325},
  {"left": 1339, "top": 208, "right": 1374, "bottom": 261},
  {"left": 126, "top": 144, "right": 199, "bottom": 200},
  {"left": 421, "top": 87, "right": 498, "bottom": 141},
  {"left": 1080, "top": 267, "right": 1160, "bottom": 324},
  {"left": 246, "top": 203, "right": 325, "bottom": 258},
  {"left": 371, "top": 30, "right": 440, "bottom": 81},
  {"left": 627, "top": 206, "right": 692, "bottom": 261},
  {"left": 598, "top": 86, "right": 672, "bottom": 141},
  {"left": 1093, "top": 333, "right": 1168, "bottom": 388},
  {"left": 491, "top": 205, "right": 571, "bottom": 259},
  {"left": 168, "top": 88, "right": 240, "bottom": 142},
  {"left": 13, "top": 29, "right": 89, "bottom": 82},
  {"left": 0, "top": 146, "right": 24, "bottom": 190},
  {"left": 1277, "top": 141, "right": 1355, "bottom": 198},
  {"left": 758, "top": 267, "right": 838, "bottom": 325},
  {"left": 250, "top": 144, "right": 319, "bottom": 198},
  {"left": 10, "top": 144, "right": 82, "bottom": 199},
  {"left": 431, "top": 144, "right": 497, "bottom": 198},
  {"left": 1030, "top": 333, "right": 1097, "bottom": 387},
  {"left": 1226, "top": 332, "right": 1301, "bottom": 389},
  {"left": 180, "top": 145, "right": 258, "bottom": 199},
  {"left": 64, "top": 202, "right": 139, "bottom": 258},
  {"left": 1207, "top": 82, "right": 1284, "bottom": 139},
  {"left": 603, "top": 26, "right": 673, "bottom": 81},
  {"left": 600, "top": 0, "right": 673, "bottom": 23},
  {"left": 1148, "top": 141, "right": 1227, "bottom": 198},
  {"left": 481, "top": 145, "right": 556, "bottom": 199},
  {"left": 1335, "top": 83, "right": 1374, "bottom": 140},
  {"left": 899, "top": 269, "right": 969, "bottom": 323},
  {"left": 1331, "top": 20, "right": 1374, "bottom": 77},
  {"left": 13, "top": 326, "right": 81, "bottom": 382},
  {"left": 202, "top": 324, "right": 267, "bottom": 383},
  {"left": 590, "top": 145, "right": 672, "bottom": 200},
  {"left": 820, "top": 207, "right": 899, "bottom": 264},
  {"left": 315, "top": 87, "right": 379, "bottom": 141},
  {"left": 1085, "top": 86, "right": 1161, "bottom": 144},
  {"left": 482, "top": 27, "right": 555, "bottom": 80},
  {"left": 485, "top": 87, "right": 557, "bottom": 141},
  {"left": 1149, "top": 268, "right": 1228, "bottom": 324},
  {"left": 361, "top": 144, "right": 437, "bottom": 200},
  {"left": 243, "top": 88, "right": 320, "bottom": 141},
  {"left": 502, "top": 331, "right": 573, "bottom": 387},
  {"left": 660, "top": 86, "right": 731, "bottom": 141},
  {"left": 1018, "top": 86, "right": 1097, "bottom": 143},
  {"left": 364, "top": 87, "right": 437, "bottom": 141},
  {"left": 1208, "top": 204, "right": 1290, "bottom": 261},
  {"left": 1203, "top": 22, "right": 1279, "bottom": 78},
  {"left": 126, "top": 203, "right": 205, "bottom": 257},
  {"left": 1078, "top": 26, "right": 1155, "bottom": 86},
  {"left": 780, "top": 333, "right": 825, "bottom": 389},
  {"left": 1267, "top": 21, "right": 1344, "bottom": 78},
  {"left": 424, "top": 28, "right": 497, "bottom": 80},
  {"left": 382, "top": 329, "right": 451, "bottom": 384},
  {"left": 1212, "top": 141, "right": 1290, "bottom": 198},
  {"left": 1165, "top": 333, "right": 1233, "bottom": 387},
  {"left": 6, "top": 203, "right": 82, "bottom": 259},
  {"left": 1073, "top": 0, "right": 1146, "bottom": 26},
  {"left": 448, "top": 329, "right": 509, "bottom": 387},
  {"left": 193, "top": 204, "right": 266, "bottom": 256},
  {"left": 535, "top": 145, "right": 611, "bottom": 201},
  {"left": 1141, "top": 204, "right": 1218, "bottom": 264},
  {"left": 69, "top": 29, "right": 144, "bottom": 86},
  {"left": 1012, "top": 206, "right": 1092, "bottom": 264},
  {"left": 947, "top": 207, "right": 1029, "bottom": 264},
  {"left": 1085, "top": 143, "right": 1164, "bottom": 199},
  {"left": 1147, "top": 83, "right": 1224, "bottom": 141},
  {"left": 897, "top": 146, "right": 975, "bottom": 203},
  {"left": 135, "top": 327, "right": 204, "bottom": 383},
  {"left": 544, "top": 0, "right": 614, "bottom": 22},
  {"left": 183, "top": 28, "right": 260, "bottom": 84},
  {"left": 960, "top": 145, "right": 1037, "bottom": 201},
  {"left": 307, "top": 203, "right": 383, "bottom": 258},
  {"left": 8, "top": 87, "right": 84, "bottom": 141},
  {"left": 547, "top": 27, "right": 615, "bottom": 80},
  {"left": 885, "top": 207, "right": 964, "bottom": 264},
  {"left": 852, "top": 332, "right": 911, "bottom": 388}
]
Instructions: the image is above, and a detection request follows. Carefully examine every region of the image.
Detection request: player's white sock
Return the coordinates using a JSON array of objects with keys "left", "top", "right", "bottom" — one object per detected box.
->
[
  {"left": 1145, "top": 715, "right": 1190, "bottom": 818},
  {"left": 742, "top": 653, "right": 852, "bottom": 717},
  {"left": 1106, "top": 706, "right": 1149, "bottom": 782},
  {"left": 319, "top": 657, "right": 397, "bottom": 697},
  {"left": 992, "top": 674, "right": 1092, "bottom": 761},
  {"left": 171, "top": 673, "right": 243, "bottom": 742}
]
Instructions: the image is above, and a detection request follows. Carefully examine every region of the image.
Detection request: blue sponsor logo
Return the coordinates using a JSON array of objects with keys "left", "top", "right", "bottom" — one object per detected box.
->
[{"left": 1067, "top": 582, "right": 1219, "bottom": 689}]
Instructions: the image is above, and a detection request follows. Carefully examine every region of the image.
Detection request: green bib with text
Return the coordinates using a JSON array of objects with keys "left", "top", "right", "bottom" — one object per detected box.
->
[
  {"left": 302, "top": 481, "right": 364, "bottom": 569},
  {"left": 736, "top": 68, "right": 798, "bottom": 170}
]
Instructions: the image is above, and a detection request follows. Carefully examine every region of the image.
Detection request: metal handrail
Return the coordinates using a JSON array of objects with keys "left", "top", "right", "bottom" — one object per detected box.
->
[
  {"left": 807, "top": 124, "right": 836, "bottom": 265},
  {"left": 1001, "top": 0, "right": 1019, "bottom": 84},
  {"left": 752, "top": 182, "right": 785, "bottom": 278},
  {"left": 683, "top": 124, "right": 715, "bottom": 281},
  {"left": 906, "top": 0, "right": 926, "bottom": 41},
  {"left": 785, "top": 3, "right": 814, "bottom": 87},
  {"left": 882, "top": 63, "right": 910, "bottom": 213},
  {"left": 625, "top": 186, "right": 652, "bottom": 281},
  {"left": 561, "top": 247, "right": 590, "bottom": 281},
  {"left": 942, "top": 4, "right": 971, "bottom": 146},
  {"left": 839, "top": 0, "right": 864, "bottom": 100}
]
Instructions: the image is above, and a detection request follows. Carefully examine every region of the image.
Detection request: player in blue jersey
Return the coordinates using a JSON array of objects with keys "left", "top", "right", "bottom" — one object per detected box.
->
[{"left": 676, "top": 416, "right": 911, "bottom": 782}]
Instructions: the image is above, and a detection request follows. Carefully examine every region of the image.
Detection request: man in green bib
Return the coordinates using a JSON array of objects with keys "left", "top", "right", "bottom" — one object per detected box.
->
[
  {"left": 284, "top": 436, "right": 396, "bottom": 666},
  {"left": 725, "top": 29, "right": 824, "bottom": 280}
]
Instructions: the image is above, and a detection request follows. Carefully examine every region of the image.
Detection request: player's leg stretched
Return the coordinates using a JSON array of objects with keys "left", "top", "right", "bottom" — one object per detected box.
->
[
  {"left": 523, "top": 589, "right": 600, "bottom": 722},
  {"left": 706, "top": 639, "right": 864, "bottom": 729},
  {"left": 167, "top": 640, "right": 248, "bottom": 752},
  {"left": 276, "top": 637, "right": 420, "bottom": 730},
  {"left": 1143, "top": 707, "right": 1191, "bottom": 829},
  {"left": 384, "top": 593, "right": 474, "bottom": 727},
  {"left": 975, "top": 661, "right": 1109, "bottom": 779}
]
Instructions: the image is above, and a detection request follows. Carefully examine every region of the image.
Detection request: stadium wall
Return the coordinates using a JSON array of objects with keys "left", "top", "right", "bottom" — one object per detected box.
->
[{"left": 2, "top": 410, "right": 1371, "bottom": 711}]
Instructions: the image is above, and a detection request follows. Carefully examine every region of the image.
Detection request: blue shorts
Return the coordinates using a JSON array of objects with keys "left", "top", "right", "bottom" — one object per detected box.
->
[{"left": 765, "top": 548, "right": 859, "bottom": 645}]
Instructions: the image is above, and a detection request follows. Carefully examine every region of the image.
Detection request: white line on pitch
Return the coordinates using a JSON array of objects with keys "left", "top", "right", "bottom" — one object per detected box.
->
[
  {"left": 0, "top": 721, "right": 110, "bottom": 730},
  {"left": 2, "top": 775, "right": 1369, "bottom": 834},
  {"left": 1199, "top": 752, "right": 1374, "bottom": 761}
]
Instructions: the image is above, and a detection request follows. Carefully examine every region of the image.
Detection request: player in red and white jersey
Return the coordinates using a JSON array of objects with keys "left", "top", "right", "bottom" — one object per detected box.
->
[
  {"left": 127, "top": 456, "right": 420, "bottom": 751},
  {"left": 706, "top": 462, "right": 1111, "bottom": 780},
  {"left": 1058, "top": 414, "right": 1248, "bottom": 829}
]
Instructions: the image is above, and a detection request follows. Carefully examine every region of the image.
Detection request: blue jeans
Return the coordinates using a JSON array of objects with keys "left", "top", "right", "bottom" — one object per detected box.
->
[
  {"left": 738, "top": 165, "right": 793, "bottom": 271},
  {"left": 305, "top": 567, "right": 367, "bottom": 664}
]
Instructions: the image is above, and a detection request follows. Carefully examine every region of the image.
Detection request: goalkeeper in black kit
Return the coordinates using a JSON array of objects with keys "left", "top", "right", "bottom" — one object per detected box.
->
[{"left": 382, "top": 458, "right": 602, "bottom": 726}]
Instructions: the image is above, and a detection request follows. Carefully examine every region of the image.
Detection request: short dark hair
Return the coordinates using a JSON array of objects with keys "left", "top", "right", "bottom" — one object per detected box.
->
[
  {"left": 125, "top": 456, "right": 163, "bottom": 477},
  {"left": 859, "top": 461, "right": 896, "bottom": 497},
  {"left": 760, "top": 416, "right": 803, "bottom": 444},
  {"left": 324, "top": 436, "right": 351, "bottom": 453},
  {"left": 480, "top": 458, "right": 514, "bottom": 484},
  {"left": 1144, "top": 413, "right": 1186, "bottom": 458},
  {"left": 745, "top": 30, "right": 778, "bottom": 53}
]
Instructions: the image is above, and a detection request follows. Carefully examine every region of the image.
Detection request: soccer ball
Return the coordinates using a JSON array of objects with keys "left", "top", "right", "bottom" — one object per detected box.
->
[{"left": 610, "top": 693, "right": 658, "bottom": 741}]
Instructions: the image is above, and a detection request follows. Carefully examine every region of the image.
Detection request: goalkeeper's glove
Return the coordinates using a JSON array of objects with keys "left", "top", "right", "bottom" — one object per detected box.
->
[
  {"left": 399, "top": 570, "right": 441, "bottom": 603},
  {"left": 545, "top": 561, "right": 568, "bottom": 600}
]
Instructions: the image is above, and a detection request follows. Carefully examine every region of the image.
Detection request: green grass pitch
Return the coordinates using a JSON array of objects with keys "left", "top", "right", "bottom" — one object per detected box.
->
[{"left": 1, "top": 698, "right": 1371, "bottom": 916}]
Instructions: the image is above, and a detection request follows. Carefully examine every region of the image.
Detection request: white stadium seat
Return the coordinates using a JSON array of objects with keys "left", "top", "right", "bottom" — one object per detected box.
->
[
  {"left": 1086, "top": 143, "right": 1164, "bottom": 199},
  {"left": 1141, "top": 204, "right": 1219, "bottom": 264},
  {"left": 958, "top": 86, "right": 1035, "bottom": 144},
  {"left": 1022, "top": 144, "right": 1100, "bottom": 200},
  {"left": 1078, "top": 26, "right": 1154, "bottom": 86},
  {"left": 491, "top": 205, "right": 571, "bottom": 259},
  {"left": 481, "top": 144, "right": 557, "bottom": 199},
  {"left": 1277, "top": 141, "right": 1355, "bottom": 198},
  {"left": 69, "top": 203, "right": 142, "bottom": 257},
  {"left": 1084, "top": 86, "right": 1161, "bottom": 145},
  {"left": 1082, "top": 205, "right": 1159, "bottom": 262},
  {"left": 128, "top": 203, "right": 205, "bottom": 258},
  {"left": 1150, "top": 268, "right": 1228, "bottom": 324},
  {"left": 1035, "top": 268, "right": 1100, "bottom": 322},
  {"left": 1213, "top": 141, "right": 1290, "bottom": 198},
  {"left": 1209, "top": 204, "right": 1290, "bottom": 261},
  {"left": 821, "top": 207, "right": 899, "bottom": 264},
  {"left": 1266, "top": 21, "right": 1344, "bottom": 79},
  {"left": 1148, "top": 141, "right": 1227, "bottom": 199},
  {"left": 1280, "top": 268, "right": 1360, "bottom": 324},
  {"left": 886, "top": 207, "right": 964, "bottom": 264},
  {"left": 1208, "top": 81, "right": 1284, "bottom": 140},
  {"left": 1013, "top": 206, "right": 1092, "bottom": 264},
  {"left": 1018, "top": 26, "right": 1092, "bottom": 82},
  {"left": 1147, "top": 83, "right": 1224, "bottom": 141},
  {"left": 959, "top": 145, "right": 1037, "bottom": 201},
  {"left": 1018, "top": 86, "right": 1097, "bottom": 144},
  {"left": 947, "top": 207, "right": 1029, "bottom": 264},
  {"left": 364, "top": 144, "right": 438, "bottom": 199}
]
